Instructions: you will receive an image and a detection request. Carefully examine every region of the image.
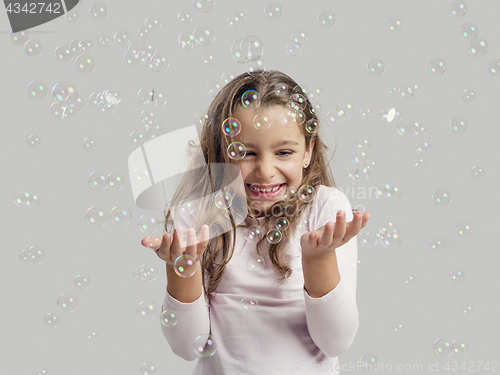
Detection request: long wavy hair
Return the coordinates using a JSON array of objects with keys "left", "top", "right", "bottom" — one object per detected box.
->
[{"left": 163, "top": 70, "right": 337, "bottom": 302}]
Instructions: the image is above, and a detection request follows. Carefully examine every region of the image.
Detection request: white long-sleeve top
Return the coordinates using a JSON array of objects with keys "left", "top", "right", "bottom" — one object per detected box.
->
[{"left": 160, "top": 185, "right": 359, "bottom": 374}]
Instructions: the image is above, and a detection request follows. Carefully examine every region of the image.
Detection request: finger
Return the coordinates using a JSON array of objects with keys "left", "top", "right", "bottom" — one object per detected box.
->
[
  {"left": 170, "top": 227, "right": 185, "bottom": 261},
  {"left": 196, "top": 225, "right": 210, "bottom": 259},
  {"left": 184, "top": 228, "right": 197, "bottom": 257},
  {"left": 142, "top": 236, "right": 161, "bottom": 250},
  {"left": 318, "top": 222, "right": 334, "bottom": 248},
  {"left": 345, "top": 211, "right": 365, "bottom": 240},
  {"left": 155, "top": 233, "right": 172, "bottom": 259},
  {"left": 333, "top": 210, "right": 347, "bottom": 245}
]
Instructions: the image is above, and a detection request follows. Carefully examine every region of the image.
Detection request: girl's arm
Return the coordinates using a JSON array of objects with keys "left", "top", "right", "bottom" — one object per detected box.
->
[{"left": 166, "top": 261, "right": 203, "bottom": 303}]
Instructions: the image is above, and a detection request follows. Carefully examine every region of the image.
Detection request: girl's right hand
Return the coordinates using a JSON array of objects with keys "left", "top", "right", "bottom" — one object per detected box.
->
[{"left": 141, "top": 225, "right": 210, "bottom": 267}]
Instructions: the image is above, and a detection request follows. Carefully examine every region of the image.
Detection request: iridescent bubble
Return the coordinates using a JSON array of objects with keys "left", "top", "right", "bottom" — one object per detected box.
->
[
  {"left": 24, "top": 39, "right": 42, "bottom": 56},
  {"left": 85, "top": 207, "right": 108, "bottom": 227},
  {"left": 450, "top": 268, "right": 465, "bottom": 281},
  {"left": 26, "top": 80, "right": 48, "bottom": 101},
  {"left": 456, "top": 222, "right": 471, "bottom": 236},
  {"left": 462, "top": 88, "right": 476, "bottom": 102},
  {"left": 214, "top": 191, "right": 233, "bottom": 209},
  {"left": 266, "top": 229, "right": 282, "bottom": 244},
  {"left": 337, "top": 101, "right": 354, "bottom": 118},
  {"left": 317, "top": 10, "right": 336, "bottom": 27},
  {"left": 227, "top": 14, "right": 241, "bottom": 28},
  {"left": 360, "top": 108, "right": 372, "bottom": 118},
  {"left": 264, "top": 3, "right": 283, "bottom": 20},
  {"left": 194, "top": 26, "right": 215, "bottom": 46},
  {"left": 450, "top": 1, "right": 467, "bottom": 16},
  {"left": 201, "top": 52, "right": 215, "bottom": 66},
  {"left": 221, "top": 72, "right": 235, "bottom": 85},
  {"left": 297, "top": 185, "right": 315, "bottom": 202},
  {"left": 429, "top": 58, "right": 446, "bottom": 74},
  {"left": 222, "top": 118, "right": 241, "bottom": 136},
  {"left": 89, "top": 3, "right": 107, "bottom": 20},
  {"left": 146, "top": 56, "right": 166, "bottom": 72},
  {"left": 194, "top": 334, "right": 217, "bottom": 357},
  {"left": 24, "top": 245, "right": 45, "bottom": 263},
  {"left": 86, "top": 331, "right": 98, "bottom": 340},
  {"left": 178, "top": 199, "right": 195, "bottom": 215},
  {"left": 83, "top": 137, "right": 96, "bottom": 150},
  {"left": 9, "top": 29, "right": 29, "bottom": 45},
  {"left": 307, "top": 87, "right": 322, "bottom": 101},
  {"left": 13, "top": 190, "right": 32, "bottom": 207},
  {"left": 355, "top": 139, "right": 370, "bottom": 150},
  {"left": 55, "top": 45, "right": 73, "bottom": 62},
  {"left": 461, "top": 305, "right": 474, "bottom": 314},
  {"left": 65, "top": 10, "right": 79, "bottom": 23},
  {"left": 449, "top": 116, "right": 467, "bottom": 133},
  {"left": 227, "top": 142, "right": 246, "bottom": 161},
  {"left": 326, "top": 108, "right": 346, "bottom": 125},
  {"left": 460, "top": 22, "right": 477, "bottom": 39},
  {"left": 57, "top": 293, "right": 78, "bottom": 312},
  {"left": 44, "top": 312, "right": 59, "bottom": 327},
  {"left": 413, "top": 158, "right": 425, "bottom": 167},
  {"left": 352, "top": 150, "right": 368, "bottom": 164},
  {"left": 280, "top": 108, "right": 305, "bottom": 127},
  {"left": 411, "top": 121, "right": 426, "bottom": 136},
  {"left": 110, "top": 206, "right": 132, "bottom": 225},
  {"left": 78, "top": 39, "right": 94, "bottom": 52},
  {"left": 207, "top": 80, "right": 222, "bottom": 96},
  {"left": 174, "top": 254, "right": 197, "bottom": 278},
  {"left": 89, "top": 171, "right": 107, "bottom": 189},
  {"left": 451, "top": 339, "right": 469, "bottom": 356},
  {"left": 288, "top": 93, "right": 307, "bottom": 111},
  {"left": 387, "top": 86, "right": 398, "bottom": 95},
  {"left": 137, "top": 300, "right": 157, "bottom": 318},
  {"left": 392, "top": 324, "right": 405, "bottom": 332},
  {"left": 139, "top": 363, "right": 156, "bottom": 375},
  {"left": 146, "top": 123, "right": 166, "bottom": 140},
  {"left": 275, "top": 217, "right": 289, "bottom": 231},
  {"left": 240, "top": 298, "right": 258, "bottom": 313},
  {"left": 360, "top": 353, "right": 379, "bottom": 370},
  {"left": 470, "top": 165, "right": 484, "bottom": 178},
  {"left": 134, "top": 264, "right": 158, "bottom": 282},
  {"left": 145, "top": 17, "right": 161, "bottom": 32},
  {"left": 366, "top": 58, "right": 385, "bottom": 75},
  {"left": 138, "top": 214, "right": 160, "bottom": 233},
  {"left": 357, "top": 231, "right": 380, "bottom": 246},
  {"left": 247, "top": 255, "right": 265, "bottom": 272},
  {"left": 253, "top": 113, "right": 272, "bottom": 130},
  {"left": 432, "top": 188, "right": 451, "bottom": 206},
  {"left": 160, "top": 309, "right": 178, "bottom": 327},
  {"left": 305, "top": 119, "right": 319, "bottom": 134},
  {"left": 74, "top": 275, "right": 90, "bottom": 288},
  {"left": 233, "top": 9, "right": 246, "bottom": 23},
  {"left": 27, "top": 134, "right": 42, "bottom": 148},
  {"left": 114, "top": 31, "right": 130, "bottom": 44},
  {"left": 380, "top": 107, "right": 402, "bottom": 123},
  {"left": 130, "top": 131, "right": 145, "bottom": 145},
  {"left": 241, "top": 90, "right": 261, "bottom": 108},
  {"left": 286, "top": 41, "right": 302, "bottom": 56},
  {"left": 429, "top": 238, "right": 444, "bottom": 250},
  {"left": 97, "top": 100, "right": 115, "bottom": 115},
  {"left": 292, "top": 30, "right": 308, "bottom": 45},
  {"left": 399, "top": 85, "right": 414, "bottom": 99},
  {"left": 274, "top": 83, "right": 288, "bottom": 96},
  {"left": 68, "top": 40, "right": 79, "bottom": 53},
  {"left": 75, "top": 53, "right": 96, "bottom": 73},
  {"left": 178, "top": 10, "right": 192, "bottom": 24},
  {"left": 415, "top": 141, "right": 431, "bottom": 153},
  {"left": 488, "top": 59, "right": 500, "bottom": 75},
  {"left": 246, "top": 57, "right": 266, "bottom": 74},
  {"left": 193, "top": 0, "right": 215, "bottom": 13},
  {"left": 244, "top": 226, "right": 264, "bottom": 243},
  {"left": 468, "top": 39, "right": 488, "bottom": 56},
  {"left": 178, "top": 31, "right": 195, "bottom": 49},
  {"left": 387, "top": 17, "right": 402, "bottom": 32},
  {"left": 403, "top": 275, "right": 415, "bottom": 284}
]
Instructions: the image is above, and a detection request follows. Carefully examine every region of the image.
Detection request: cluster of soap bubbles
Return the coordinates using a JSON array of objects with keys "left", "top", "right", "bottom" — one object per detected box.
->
[
  {"left": 345, "top": 139, "right": 377, "bottom": 181},
  {"left": 133, "top": 264, "right": 158, "bottom": 282},
  {"left": 178, "top": 26, "right": 215, "bottom": 50},
  {"left": 124, "top": 40, "right": 168, "bottom": 73},
  {"left": 88, "top": 171, "right": 125, "bottom": 190},
  {"left": 433, "top": 337, "right": 469, "bottom": 356},
  {"left": 231, "top": 36, "right": 265, "bottom": 73},
  {"left": 387, "top": 84, "right": 421, "bottom": 100},
  {"left": 50, "top": 81, "right": 86, "bottom": 119},
  {"left": 459, "top": 22, "right": 488, "bottom": 57},
  {"left": 286, "top": 29, "right": 307, "bottom": 57},
  {"left": 9, "top": 29, "right": 43, "bottom": 57},
  {"left": 64, "top": 2, "right": 108, "bottom": 23},
  {"left": 227, "top": 9, "right": 246, "bottom": 28},
  {"left": 19, "top": 245, "right": 46, "bottom": 264},
  {"left": 326, "top": 100, "right": 354, "bottom": 126},
  {"left": 137, "top": 87, "right": 167, "bottom": 106},
  {"left": 363, "top": 221, "right": 400, "bottom": 249},
  {"left": 53, "top": 38, "right": 97, "bottom": 72},
  {"left": 85, "top": 206, "right": 132, "bottom": 227},
  {"left": 13, "top": 190, "right": 41, "bottom": 207}
]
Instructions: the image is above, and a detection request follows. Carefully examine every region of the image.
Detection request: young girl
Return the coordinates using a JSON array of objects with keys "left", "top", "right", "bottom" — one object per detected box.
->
[{"left": 141, "top": 70, "right": 370, "bottom": 374}]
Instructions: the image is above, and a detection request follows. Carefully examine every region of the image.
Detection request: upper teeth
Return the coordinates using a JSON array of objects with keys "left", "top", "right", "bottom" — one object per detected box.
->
[{"left": 251, "top": 184, "right": 282, "bottom": 193}]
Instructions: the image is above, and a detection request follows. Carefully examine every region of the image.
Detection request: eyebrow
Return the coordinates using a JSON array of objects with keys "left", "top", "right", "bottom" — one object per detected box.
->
[{"left": 242, "top": 140, "right": 300, "bottom": 148}]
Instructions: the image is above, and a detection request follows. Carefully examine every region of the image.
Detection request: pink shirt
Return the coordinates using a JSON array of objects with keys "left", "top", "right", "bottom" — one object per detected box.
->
[{"left": 161, "top": 185, "right": 359, "bottom": 374}]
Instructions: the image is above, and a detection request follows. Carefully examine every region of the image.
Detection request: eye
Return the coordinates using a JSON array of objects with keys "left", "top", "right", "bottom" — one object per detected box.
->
[{"left": 279, "top": 151, "right": 293, "bottom": 157}]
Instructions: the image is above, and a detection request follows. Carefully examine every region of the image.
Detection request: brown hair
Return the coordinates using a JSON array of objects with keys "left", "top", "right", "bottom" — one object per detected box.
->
[{"left": 163, "top": 70, "right": 337, "bottom": 302}]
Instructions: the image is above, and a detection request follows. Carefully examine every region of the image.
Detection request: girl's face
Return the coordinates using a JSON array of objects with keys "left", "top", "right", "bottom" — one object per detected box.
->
[{"left": 231, "top": 105, "right": 315, "bottom": 217}]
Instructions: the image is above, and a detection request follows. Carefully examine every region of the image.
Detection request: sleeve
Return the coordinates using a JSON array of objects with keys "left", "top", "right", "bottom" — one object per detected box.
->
[
  {"left": 160, "top": 288, "right": 211, "bottom": 361},
  {"left": 302, "top": 185, "right": 360, "bottom": 358}
]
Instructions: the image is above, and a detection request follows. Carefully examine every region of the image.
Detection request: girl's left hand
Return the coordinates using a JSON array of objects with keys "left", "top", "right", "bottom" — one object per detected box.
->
[{"left": 300, "top": 210, "right": 371, "bottom": 261}]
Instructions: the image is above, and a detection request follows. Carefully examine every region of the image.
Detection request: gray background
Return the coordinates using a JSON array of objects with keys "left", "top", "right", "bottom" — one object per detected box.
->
[{"left": 1, "top": 0, "right": 499, "bottom": 374}]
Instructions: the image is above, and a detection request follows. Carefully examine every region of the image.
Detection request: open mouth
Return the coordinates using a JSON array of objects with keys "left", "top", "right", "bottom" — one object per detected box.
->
[{"left": 246, "top": 183, "right": 286, "bottom": 198}]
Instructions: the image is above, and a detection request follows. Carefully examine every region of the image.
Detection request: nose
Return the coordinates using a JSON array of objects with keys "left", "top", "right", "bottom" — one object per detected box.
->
[{"left": 255, "top": 157, "right": 276, "bottom": 180}]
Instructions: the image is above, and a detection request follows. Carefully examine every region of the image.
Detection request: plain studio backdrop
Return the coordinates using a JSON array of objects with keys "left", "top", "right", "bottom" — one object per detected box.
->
[{"left": 0, "top": 0, "right": 499, "bottom": 374}]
